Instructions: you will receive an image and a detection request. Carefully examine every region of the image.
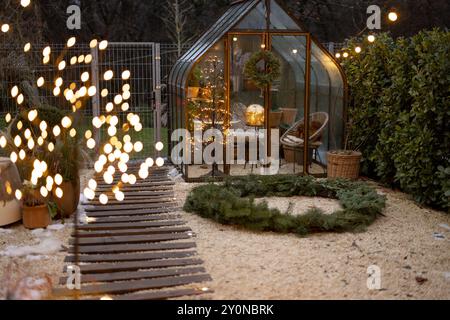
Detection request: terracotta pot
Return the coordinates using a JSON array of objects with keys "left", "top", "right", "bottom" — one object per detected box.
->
[
  {"left": 53, "top": 180, "right": 80, "bottom": 217},
  {"left": 269, "top": 111, "right": 283, "bottom": 128},
  {"left": 187, "top": 87, "right": 200, "bottom": 99},
  {"left": 280, "top": 108, "right": 298, "bottom": 126},
  {"left": 22, "top": 204, "right": 51, "bottom": 230},
  {"left": 327, "top": 151, "right": 362, "bottom": 180}
]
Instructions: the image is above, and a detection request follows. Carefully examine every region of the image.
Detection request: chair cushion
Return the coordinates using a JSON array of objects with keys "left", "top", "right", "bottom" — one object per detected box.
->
[{"left": 282, "top": 135, "right": 304, "bottom": 145}]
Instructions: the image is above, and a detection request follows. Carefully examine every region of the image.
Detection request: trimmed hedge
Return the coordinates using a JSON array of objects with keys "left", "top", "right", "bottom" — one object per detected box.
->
[
  {"left": 344, "top": 30, "right": 450, "bottom": 212},
  {"left": 184, "top": 175, "right": 386, "bottom": 236}
]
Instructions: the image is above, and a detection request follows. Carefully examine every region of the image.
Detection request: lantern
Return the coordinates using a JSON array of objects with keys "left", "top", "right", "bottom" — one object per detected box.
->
[{"left": 245, "top": 104, "right": 265, "bottom": 127}]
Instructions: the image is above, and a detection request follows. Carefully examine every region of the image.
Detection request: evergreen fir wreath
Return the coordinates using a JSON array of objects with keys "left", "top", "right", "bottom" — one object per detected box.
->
[
  {"left": 184, "top": 175, "right": 387, "bottom": 236},
  {"left": 244, "top": 50, "right": 281, "bottom": 88}
]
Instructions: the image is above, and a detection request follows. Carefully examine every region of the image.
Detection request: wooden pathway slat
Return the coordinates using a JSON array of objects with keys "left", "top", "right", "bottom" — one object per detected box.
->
[
  {"left": 66, "top": 258, "right": 204, "bottom": 274},
  {"left": 88, "top": 194, "right": 175, "bottom": 201},
  {"left": 80, "top": 214, "right": 181, "bottom": 224},
  {"left": 76, "top": 220, "right": 186, "bottom": 230},
  {"left": 59, "top": 267, "right": 207, "bottom": 285},
  {"left": 83, "top": 197, "right": 175, "bottom": 206},
  {"left": 65, "top": 250, "right": 197, "bottom": 263},
  {"left": 70, "top": 233, "right": 191, "bottom": 246},
  {"left": 73, "top": 226, "right": 191, "bottom": 238},
  {"left": 84, "top": 210, "right": 180, "bottom": 218},
  {"left": 84, "top": 202, "right": 178, "bottom": 212},
  {"left": 95, "top": 181, "right": 175, "bottom": 188},
  {"left": 68, "top": 242, "right": 197, "bottom": 254}
]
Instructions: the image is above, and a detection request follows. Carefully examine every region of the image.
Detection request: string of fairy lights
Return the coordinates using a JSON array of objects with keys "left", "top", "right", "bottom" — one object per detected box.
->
[
  {"left": 0, "top": 0, "right": 165, "bottom": 206},
  {"left": 335, "top": 9, "right": 398, "bottom": 60}
]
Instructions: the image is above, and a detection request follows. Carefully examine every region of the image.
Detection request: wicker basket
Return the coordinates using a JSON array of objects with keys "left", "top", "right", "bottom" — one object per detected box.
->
[{"left": 327, "top": 151, "right": 362, "bottom": 180}]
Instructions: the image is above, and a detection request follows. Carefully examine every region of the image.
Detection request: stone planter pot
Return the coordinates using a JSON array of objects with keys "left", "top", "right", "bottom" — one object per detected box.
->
[
  {"left": 0, "top": 200, "right": 21, "bottom": 227},
  {"left": 22, "top": 204, "right": 51, "bottom": 230},
  {"left": 327, "top": 151, "right": 362, "bottom": 180},
  {"left": 280, "top": 108, "right": 298, "bottom": 126},
  {"left": 0, "top": 157, "right": 22, "bottom": 226},
  {"left": 53, "top": 180, "right": 80, "bottom": 217},
  {"left": 269, "top": 111, "right": 283, "bottom": 128}
]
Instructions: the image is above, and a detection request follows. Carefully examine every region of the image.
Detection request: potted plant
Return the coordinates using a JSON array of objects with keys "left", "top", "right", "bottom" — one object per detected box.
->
[
  {"left": 280, "top": 107, "right": 298, "bottom": 126},
  {"left": 49, "top": 134, "right": 84, "bottom": 217},
  {"left": 20, "top": 181, "right": 57, "bottom": 229},
  {"left": 327, "top": 120, "right": 363, "bottom": 180},
  {"left": 4, "top": 104, "right": 84, "bottom": 218},
  {"left": 269, "top": 107, "right": 283, "bottom": 129}
]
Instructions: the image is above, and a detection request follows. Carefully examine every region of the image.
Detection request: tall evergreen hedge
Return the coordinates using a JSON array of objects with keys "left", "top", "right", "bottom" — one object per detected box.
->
[{"left": 343, "top": 30, "right": 449, "bottom": 212}]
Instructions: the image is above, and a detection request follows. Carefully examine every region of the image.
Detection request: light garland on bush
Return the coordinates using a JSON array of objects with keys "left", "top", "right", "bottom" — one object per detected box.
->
[
  {"left": 335, "top": 9, "right": 399, "bottom": 60},
  {"left": 0, "top": 0, "right": 165, "bottom": 205}
]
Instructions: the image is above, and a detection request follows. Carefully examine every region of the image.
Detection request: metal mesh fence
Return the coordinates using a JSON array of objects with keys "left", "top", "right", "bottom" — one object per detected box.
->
[{"left": 0, "top": 42, "right": 189, "bottom": 161}]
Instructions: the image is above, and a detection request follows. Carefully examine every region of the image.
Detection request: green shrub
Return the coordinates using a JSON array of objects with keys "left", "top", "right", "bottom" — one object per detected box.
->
[{"left": 343, "top": 29, "right": 450, "bottom": 212}]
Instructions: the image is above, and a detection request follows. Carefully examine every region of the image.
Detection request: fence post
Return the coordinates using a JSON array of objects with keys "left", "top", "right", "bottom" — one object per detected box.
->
[
  {"left": 91, "top": 46, "right": 101, "bottom": 145},
  {"left": 152, "top": 43, "right": 162, "bottom": 151},
  {"left": 328, "top": 42, "right": 335, "bottom": 54}
]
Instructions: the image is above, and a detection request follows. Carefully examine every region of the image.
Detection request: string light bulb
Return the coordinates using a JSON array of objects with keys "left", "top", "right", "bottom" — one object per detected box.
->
[
  {"left": 1, "top": 24, "right": 10, "bottom": 33},
  {"left": 67, "top": 37, "right": 76, "bottom": 48},
  {"left": 388, "top": 12, "right": 398, "bottom": 22},
  {"left": 21, "top": 0, "right": 31, "bottom": 7},
  {"left": 99, "top": 194, "right": 108, "bottom": 204},
  {"left": 155, "top": 142, "right": 164, "bottom": 152}
]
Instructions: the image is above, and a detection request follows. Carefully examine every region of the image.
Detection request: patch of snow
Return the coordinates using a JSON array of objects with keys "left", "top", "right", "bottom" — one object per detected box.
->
[
  {"left": 438, "top": 224, "right": 450, "bottom": 232},
  {"left": 0, "top": 228, "right": 13, "bottom": 234},
  {"left": 168, "top": 168, "right": 179, "bottom": 177},
  {"left": 31, "top": 229, "right": 44, "bottom": 236},
  {"left": 25, "top": 255, "right": 48, "bottom": 261},
  {"left": 78, "top": 213, "right": 88, "bottom": 225},
  {"left": 170, "top": 174, "right": 184, "bottom": 182},
  {"left": 444, "top": 272, "right": 450, "bottom": 281},
  {"left": 47, "top": 223, "right": 65, "bottom": 231},
  {"left": 0, "top": 238, "right": 63, "bottom": 257}
]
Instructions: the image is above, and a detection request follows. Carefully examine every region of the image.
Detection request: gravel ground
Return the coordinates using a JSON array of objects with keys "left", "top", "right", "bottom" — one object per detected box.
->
[
  {"left": 1, "top": 174, "right": 448, "bottom": 300},
  {"left": 175, "top": 181, "right": 450, "bottom": 300},
  {"left": 0, "top": 220, "right": 72, "bottom": 299}
]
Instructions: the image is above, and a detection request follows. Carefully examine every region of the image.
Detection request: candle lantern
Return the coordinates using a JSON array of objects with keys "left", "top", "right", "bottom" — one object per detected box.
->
[{"left": 245, "top": 104, "right": 265, "bottom": 127}]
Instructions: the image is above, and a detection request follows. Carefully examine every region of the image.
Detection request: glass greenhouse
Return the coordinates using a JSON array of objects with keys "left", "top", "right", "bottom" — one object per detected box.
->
[{"left": 168, "top": 0, "right": 347, "bottom": 181}]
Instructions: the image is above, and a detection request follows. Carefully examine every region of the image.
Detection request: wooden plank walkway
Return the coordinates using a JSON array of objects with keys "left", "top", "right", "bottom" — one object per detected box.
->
[{"left": 54, "top": 166, "right": 212, "bottom": 300}]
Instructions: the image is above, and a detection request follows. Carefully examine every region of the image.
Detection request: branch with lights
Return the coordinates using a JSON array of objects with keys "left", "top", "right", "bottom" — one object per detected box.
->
[{"left": 0, "top": 0, "right": 166, "bottom": 210}]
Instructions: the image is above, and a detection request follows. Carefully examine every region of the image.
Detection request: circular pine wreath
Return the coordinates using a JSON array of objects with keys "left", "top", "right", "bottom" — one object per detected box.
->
[
  {"left": 244, "top": 51, "right": 281, "bottom": 88},
  {"left": 184, "top": 175, "right": 386, "bottom": 236}
]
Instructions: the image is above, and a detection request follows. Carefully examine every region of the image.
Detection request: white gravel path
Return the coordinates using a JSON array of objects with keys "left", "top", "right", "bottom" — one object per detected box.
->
[{"left": 175, "top": 181, "right": 450, "bottom": 300}]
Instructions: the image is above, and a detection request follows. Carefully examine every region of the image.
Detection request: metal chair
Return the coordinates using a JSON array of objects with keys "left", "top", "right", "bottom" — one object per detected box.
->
[{"left": 280, "top": 112, "right": 329, "bottom": 172}]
